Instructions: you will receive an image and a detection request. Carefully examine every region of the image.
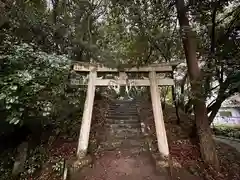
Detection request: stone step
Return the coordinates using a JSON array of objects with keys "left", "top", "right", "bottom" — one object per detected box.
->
[
  {"left": 108, "top": 107, "right": 137, "bottom": 111},
  {"left": 106, "top": 127, "right": 142, "bottom": 135},
  {"left": 108, "top": 111, "right": 137, "bottom": 114},
  {"left": 98, "top": 131, "right": 144, "bottom": 140},
  {"left": 107, "top": 114, "right": 138, "bottom": 119},
  {"left": 106, "top": 115, "right": 139, "bottom": 120},
  {"left": 110, "top": 101, "right": 137, "bottom": 104},
  {"left": 101, "top": 130, "right": 143, "bottom": 139},
  {"left": 99, "top": 138, "right": 146, "bottom": 150},
  {"left": 109, "top": 133, "right": 142, "bottom": 139},
  {"left": 109, "top": 103, "right": 137, "bottom": 107},
  {"left": 107, "top": 111, "right": 138, "bottom": 115},
  {"left": 110, "top": 102, "right": 137, "bottom": 105},
  {"left": 105, "top": 123, "right": 141, "bottom": 129},
  {"left": 98, "top": 145, "right": 148, "bottom": 154},
  {"left": 106, "top": 118, "right": 139, "bottom": 124},
  {"left": 107, "top": 111, "right": 138, "bottom": 116},
  {"left": 111, "top": 100, "right": 136, "bottom": 104},
  {"left": 109, "top": 104, "right": 136, "bottom": 106}
]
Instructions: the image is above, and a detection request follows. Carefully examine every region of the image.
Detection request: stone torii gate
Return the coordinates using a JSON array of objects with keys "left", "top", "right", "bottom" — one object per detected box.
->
[{"left": 72, "top": 62, "right": 178, "bottom": 160}]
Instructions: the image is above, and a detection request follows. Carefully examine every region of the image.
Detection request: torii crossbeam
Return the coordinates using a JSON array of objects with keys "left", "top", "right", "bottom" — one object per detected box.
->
[{"left": 72, "top": 62, "right": 179, "bottom": 160}]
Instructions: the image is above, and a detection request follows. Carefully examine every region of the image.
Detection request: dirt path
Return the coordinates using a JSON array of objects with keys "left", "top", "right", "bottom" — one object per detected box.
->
[
  {"left": 70, "top": 99, "right": 202, "bottom": 180},
  {"left": 71, "top": 149, "right": 202, "bottom": 180},
  {"left": 214, "top": 136, "right": 240, "bottom": 152},
  {"left": 72, "top": 150, "right": 169, "bottom": 180},
  {"left": 72, "top": 99, "right": 170, "bottom": 180}
]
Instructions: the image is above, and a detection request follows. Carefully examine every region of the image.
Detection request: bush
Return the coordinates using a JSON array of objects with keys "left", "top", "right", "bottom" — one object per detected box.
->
[
  {"left": 0, "top": 38, "right": 71, "bottom": 125},
  {"left": 212, "top": 125, "right": 240, "bottom": 139}
]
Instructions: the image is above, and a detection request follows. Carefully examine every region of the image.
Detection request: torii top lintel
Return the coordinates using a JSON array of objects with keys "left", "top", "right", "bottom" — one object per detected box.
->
[{"left": 72, "top": 61, "right": 181, "bottom": 72}]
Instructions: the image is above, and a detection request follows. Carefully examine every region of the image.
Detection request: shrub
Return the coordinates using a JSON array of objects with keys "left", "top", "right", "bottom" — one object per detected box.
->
[
  {"left": 212, "top": 125, "right": 240, "bottom": 139},
  {"left": 0, "top": 38, "right": 71, "bottom": 125}
]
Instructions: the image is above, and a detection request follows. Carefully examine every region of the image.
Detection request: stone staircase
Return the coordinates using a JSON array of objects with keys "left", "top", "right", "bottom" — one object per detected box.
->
[{"left": 99, "top": 99, "right": 147, "bottom": 153}]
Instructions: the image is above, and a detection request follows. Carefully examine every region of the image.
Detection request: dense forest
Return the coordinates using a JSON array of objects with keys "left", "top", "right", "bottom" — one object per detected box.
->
[{"left": 0, "top": 0, "right": 240, "bottom": 179}]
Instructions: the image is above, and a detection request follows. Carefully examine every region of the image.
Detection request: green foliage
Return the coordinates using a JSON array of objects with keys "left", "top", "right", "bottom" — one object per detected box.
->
[
  {"left": 0, "top": 0, "right": 239, "bottom": 177},
  {"left": 22, "top": 146, "right": 48, "bottom": 177},
  {"left": 52, "top": 159, "right": 65, "bottom": 175},
  {"left": 0, "top": 37, "right": 70, "bottom": 125},
  {"left": 213, "top": 125, "right": 240, "bottom": 139},
  {"left": 96, "top": 0, "right": 183, "bottom": 66},
  {"left": 175, "top": 0, "right": 240, "bottom": 121}
]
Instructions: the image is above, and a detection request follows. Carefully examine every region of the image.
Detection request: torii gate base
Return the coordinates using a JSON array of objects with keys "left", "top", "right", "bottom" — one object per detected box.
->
[{"left": 73, "top": 62, "right": 177, "bottom": 160}]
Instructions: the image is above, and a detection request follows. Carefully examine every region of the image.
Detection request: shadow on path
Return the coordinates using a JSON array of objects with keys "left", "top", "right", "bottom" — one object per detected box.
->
[
  {"left": 214, "top": 136, "right": 240, "bottom": 152},
  {"left": 72, "top": 150, "right": 169, "bottom": 180}
]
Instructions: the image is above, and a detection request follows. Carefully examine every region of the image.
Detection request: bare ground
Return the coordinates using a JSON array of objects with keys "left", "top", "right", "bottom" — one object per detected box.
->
[
  {"left": 35, "top": 98, "right": 240, "bottom": 180},
  {"left": 138, "top": 101, "right": 240, "bottom": 180},
  {"left": 72, "top": 150, "right": 169, "bottom": 180}
]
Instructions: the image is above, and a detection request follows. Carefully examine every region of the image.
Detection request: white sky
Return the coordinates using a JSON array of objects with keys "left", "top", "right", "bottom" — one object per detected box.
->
[{"left": 46, "top": 0, "right": 53, "bottom": 10}]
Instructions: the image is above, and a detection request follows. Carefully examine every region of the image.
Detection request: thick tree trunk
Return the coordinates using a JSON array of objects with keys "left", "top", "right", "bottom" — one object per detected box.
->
[
  {"left": 189, "top": 122, "right": 199, "bottom": 143},
  {"left": 176, "top": 0, "right": 219, "bottom": 170}
]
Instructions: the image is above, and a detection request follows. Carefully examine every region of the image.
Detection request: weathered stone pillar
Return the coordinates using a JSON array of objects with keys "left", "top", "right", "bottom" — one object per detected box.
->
[
  {"left": 77, "top": 70, "right": 97, "bottom": 159},
  {"left": 149, "top": 71, "right": 169, "bottom": 157}
]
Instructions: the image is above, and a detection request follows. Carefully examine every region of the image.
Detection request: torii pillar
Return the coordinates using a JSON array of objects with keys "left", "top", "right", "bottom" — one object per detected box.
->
[
  {"left": 77, "top": 70, "right": 97, "bottom": 159},
  {"left": 149, "top": 71, "right": 169, "bottom": 157}
]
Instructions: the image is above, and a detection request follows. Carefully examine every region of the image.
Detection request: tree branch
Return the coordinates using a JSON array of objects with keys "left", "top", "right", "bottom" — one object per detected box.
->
[{"left": 144, "top": 45, "right": 153, "bottom": 64}]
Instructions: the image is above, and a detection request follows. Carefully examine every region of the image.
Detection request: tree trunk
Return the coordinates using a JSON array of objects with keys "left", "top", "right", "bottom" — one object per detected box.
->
[
  {"left": 184, "top": 99, "right": 193, "bottom": 114},
  {"left": 208, "top": 86, "right": 238, "bottom": 124},
  {"left": 207, "top": 75, "right": 238, "bottom": 124},
  {"left": 208, "top": 99, "right": 224, "bottom": 124},
  {"left": 161, "top": 87, "right": 168, "bottom": 110},
  {"left": 173, "top": 86, "right": 181, "bottom": 124},
  {"left": 12, "top": 142, "right": 28, "bottom": 176},
  {"left": 189, "top": 123, "right": 199, "bottom": 143},
  {"left": 52, "top": 0, "right": 59, "bottom": 24},
  {"left": 172, "top": 72, "right": 181, "bottom": 124},
  {"left": 176, "top": 0, "right": 219, "bottom": 170},
  {"left": 205, "top": 2, "right": 218, "bottom": 97}
]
